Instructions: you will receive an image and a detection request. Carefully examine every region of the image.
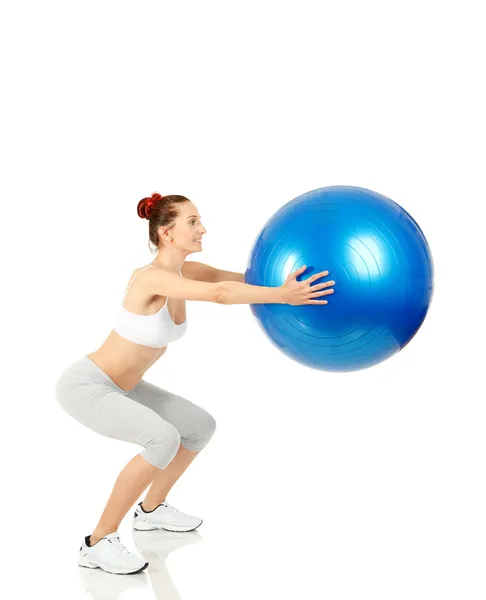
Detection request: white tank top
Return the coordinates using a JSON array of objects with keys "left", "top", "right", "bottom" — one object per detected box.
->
[{"left": 113, "top": 265, "right": 187, "bottom": 348}]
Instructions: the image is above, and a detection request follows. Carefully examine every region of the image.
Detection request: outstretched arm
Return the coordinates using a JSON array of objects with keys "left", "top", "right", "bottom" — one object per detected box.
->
[{"left": 182, "top": 261, "right": 245, "bottom": 283}]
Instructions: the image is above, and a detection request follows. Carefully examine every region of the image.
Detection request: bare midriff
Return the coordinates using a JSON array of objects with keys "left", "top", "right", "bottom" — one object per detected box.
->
[
  {"left": 87, "top": 330, "right": 168, "bottom": 392},
  {"left": 87, "top": 267, "right": 187, "bottom": 392}
]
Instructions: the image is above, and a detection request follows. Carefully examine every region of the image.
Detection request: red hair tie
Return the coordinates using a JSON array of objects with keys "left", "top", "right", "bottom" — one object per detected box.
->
[{"left": 145, "top": 194, "right": 164, "bottom": 218}]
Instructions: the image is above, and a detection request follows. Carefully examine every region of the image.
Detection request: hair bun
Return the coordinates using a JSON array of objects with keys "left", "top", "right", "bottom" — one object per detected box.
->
[{"left": 137, "top": 193, "right": 165, "bottom": 219}]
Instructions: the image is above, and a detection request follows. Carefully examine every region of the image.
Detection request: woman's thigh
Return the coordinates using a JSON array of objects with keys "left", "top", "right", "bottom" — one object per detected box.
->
[
  {"left": 126, "top": 379, "right": 216, "bottom": 447},
  {"left": 56, "top": 378, "right": 180, "bottom": 450}
]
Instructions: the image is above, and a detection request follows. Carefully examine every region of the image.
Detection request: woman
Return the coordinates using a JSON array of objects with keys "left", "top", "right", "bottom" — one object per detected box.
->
[{"left": 55, "top": 192, "right": 335, "bottom": 575}]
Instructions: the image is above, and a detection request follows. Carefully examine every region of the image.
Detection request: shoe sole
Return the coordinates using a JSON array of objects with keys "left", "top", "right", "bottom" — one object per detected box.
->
[
  {"left": 132, "top": 518, "right": 203, "bottom": 532},
  {"left": 79, "top": 552, "right": 149, "bottom": 575}
]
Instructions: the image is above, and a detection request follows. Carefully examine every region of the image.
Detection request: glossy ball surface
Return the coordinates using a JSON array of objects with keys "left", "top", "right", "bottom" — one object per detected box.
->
[{"left": 245, "top": 186, "right": 434, "bottom": 372}]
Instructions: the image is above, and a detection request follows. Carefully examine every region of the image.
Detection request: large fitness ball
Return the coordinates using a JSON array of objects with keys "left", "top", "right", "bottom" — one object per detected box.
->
[{"left": 245, "top": 185, "right": 434, "bottom": 372}]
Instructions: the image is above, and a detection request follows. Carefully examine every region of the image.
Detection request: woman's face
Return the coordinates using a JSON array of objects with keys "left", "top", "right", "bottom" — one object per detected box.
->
[{"left": 173, "top": 201, "right": 207, "bottom": 252}]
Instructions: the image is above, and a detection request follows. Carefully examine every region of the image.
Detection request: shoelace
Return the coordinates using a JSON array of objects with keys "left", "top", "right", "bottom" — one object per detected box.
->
[
  {"left": 161, "top": 502, "right": 183, "bottom": 514},
  {"left": 106, "top": 536, "right": 132, "bottom": 555}
]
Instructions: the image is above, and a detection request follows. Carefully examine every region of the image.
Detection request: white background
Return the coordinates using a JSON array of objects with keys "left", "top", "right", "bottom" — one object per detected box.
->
[{"left": 1, "top": 1, "right": 485, "bottom": 598}]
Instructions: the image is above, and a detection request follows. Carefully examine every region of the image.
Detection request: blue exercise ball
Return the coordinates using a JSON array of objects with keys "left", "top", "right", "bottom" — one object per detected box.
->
[{"left": 245, "top": 185, "right": 434, "bottom": 372}]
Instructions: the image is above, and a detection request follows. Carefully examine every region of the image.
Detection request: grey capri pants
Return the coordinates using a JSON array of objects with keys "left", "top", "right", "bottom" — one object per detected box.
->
[{"left": 55, "top": 356, "right": 217, "bottom": 469}]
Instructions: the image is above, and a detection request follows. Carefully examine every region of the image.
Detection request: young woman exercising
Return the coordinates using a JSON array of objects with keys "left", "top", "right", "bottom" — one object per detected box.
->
[{"left": 55, "top": 192, "right": 335, "bottom": 575}]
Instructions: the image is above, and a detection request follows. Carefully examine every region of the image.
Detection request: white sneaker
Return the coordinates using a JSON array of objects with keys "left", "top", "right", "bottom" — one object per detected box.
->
[
  {"left": 133, "top": 501, "right": 203, "bottom": 532},
  {"left": 78, "top": 531, "right": 149, "bottom": 575}
]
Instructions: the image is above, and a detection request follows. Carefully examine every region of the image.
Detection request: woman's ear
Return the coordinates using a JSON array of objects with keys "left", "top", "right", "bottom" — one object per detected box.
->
[{"left": 158, "top": 226, "right": 172, "bottom": 244}]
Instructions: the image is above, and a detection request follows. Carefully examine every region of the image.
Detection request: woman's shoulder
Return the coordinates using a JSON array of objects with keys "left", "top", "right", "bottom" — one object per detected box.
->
[
  {"left": 124, "top": 264, "right": 156, "bottom": 294},
  {"left": 133, "top": 263, "right": 156, "bottom": 276}
]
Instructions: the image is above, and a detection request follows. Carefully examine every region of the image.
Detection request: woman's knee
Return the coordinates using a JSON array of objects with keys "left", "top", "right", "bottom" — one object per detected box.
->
[
  {"left": 181, "top": 408, "right": 217, "bottom": 452},
  {"left": 141, "top": 423, "right": 181, "bottom": 470}
]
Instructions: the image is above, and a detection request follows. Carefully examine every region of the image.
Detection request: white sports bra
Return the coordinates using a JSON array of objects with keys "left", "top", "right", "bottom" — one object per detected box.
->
[{"left": 113, "top": 265, "right": 187, "bottom": 348}]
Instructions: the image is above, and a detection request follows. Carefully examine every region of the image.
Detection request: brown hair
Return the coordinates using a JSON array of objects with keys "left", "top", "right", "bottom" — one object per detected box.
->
[{"left": 137, "top": 193, "right": 190, "bottom": 252}]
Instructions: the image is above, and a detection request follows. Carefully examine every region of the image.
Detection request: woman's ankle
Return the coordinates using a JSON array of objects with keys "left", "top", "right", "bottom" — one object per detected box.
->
[
  {"left": 89, "top": 530, "right": 115, "bottom": 546},
  {"left": 141, "top": 497, "right": 166, "bottom": 512}
]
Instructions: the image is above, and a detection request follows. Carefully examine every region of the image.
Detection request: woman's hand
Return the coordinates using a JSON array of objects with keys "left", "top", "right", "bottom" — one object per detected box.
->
[{"left": 280, "top": 265, "right": 335, "bottom": 306}]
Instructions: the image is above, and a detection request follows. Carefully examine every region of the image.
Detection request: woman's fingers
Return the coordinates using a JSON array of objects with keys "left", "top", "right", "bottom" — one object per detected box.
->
[
  {"left": 306, "top": 270, "right": 330, "bottom": 283},
  {"left": 310, "top": 289, "right": 334, "bottom": 298},
  {"left": 296, "top": 270, "right": 334, "bottom": 305},
  {"left": 288, "top": 265, "right": 307, "bottom": 280},
  {"left": 310, "top": 280, "right": 335, "bottom": 290}
]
